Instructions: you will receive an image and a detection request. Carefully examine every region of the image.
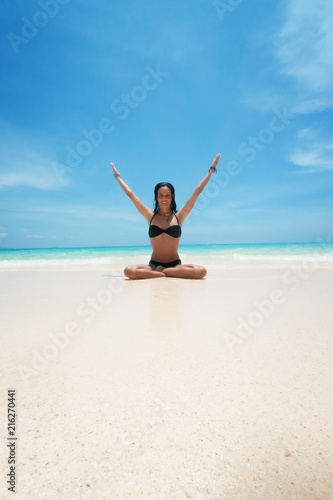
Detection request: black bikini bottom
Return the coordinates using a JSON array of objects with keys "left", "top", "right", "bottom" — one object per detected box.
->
[{"left": 149, "top": 258, "right": 181, "bottom": 268}]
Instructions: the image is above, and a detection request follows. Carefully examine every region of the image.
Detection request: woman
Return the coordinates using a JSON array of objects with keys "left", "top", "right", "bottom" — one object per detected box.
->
[{"left": 111, "top": 153, "right": 221, "bottom": 279}]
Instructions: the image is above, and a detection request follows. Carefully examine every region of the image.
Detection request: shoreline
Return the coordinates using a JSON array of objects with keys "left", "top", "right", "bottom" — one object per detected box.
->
[{"left": 1, "top": 260, "right": 333, "bottom": 272}]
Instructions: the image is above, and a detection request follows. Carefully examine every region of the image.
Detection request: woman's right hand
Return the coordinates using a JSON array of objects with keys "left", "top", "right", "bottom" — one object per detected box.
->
[{"left": 111, "top": 162, "right": 120, "bottom": 178}]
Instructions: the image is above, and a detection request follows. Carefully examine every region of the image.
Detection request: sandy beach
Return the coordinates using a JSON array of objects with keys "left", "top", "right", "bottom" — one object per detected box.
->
[{"left": 1, "top": 265, "right": 332, "bottom": 499}]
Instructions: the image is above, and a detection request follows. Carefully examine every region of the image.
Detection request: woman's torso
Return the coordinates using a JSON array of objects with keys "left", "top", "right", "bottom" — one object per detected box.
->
[{"left": 148, "top": 212, "right": 182, "bottom": 262}]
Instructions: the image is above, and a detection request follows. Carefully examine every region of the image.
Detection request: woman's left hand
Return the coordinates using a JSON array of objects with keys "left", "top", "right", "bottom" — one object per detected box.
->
[{"left": 211, "top": 153, "right": 221, "bottom": 169}]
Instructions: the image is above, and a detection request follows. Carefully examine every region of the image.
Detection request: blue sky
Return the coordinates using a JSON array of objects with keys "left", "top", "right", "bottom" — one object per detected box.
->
[{"left": 1, "top": 0, "right": 332, "bottom": 249}]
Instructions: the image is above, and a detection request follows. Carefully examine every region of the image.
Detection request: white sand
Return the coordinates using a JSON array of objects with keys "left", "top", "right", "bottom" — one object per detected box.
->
[{"left": 1, "top": 267, "right": 332, "bottom": 499}]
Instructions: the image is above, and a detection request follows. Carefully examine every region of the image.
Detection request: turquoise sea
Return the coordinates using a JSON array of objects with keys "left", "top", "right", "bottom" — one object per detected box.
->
[{"left": 1, "top": 242, "right": 333, "bottom": 269}]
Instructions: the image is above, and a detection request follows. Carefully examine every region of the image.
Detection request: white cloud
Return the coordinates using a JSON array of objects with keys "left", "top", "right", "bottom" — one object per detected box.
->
[
  {"left": 25, "top": 234, "right": 44, "bottom": 238},
  {"left": 289, "top": 128, "right": 333, "bottom": 173},
  {"left": 289, "top": 150, "right": 333, "bottom": 173},
  {"left": 0, "top": 170, "right": 63, "bottom": 190},
  {"left": 0, "top": 233, "right": 8, "bottom": 238}
]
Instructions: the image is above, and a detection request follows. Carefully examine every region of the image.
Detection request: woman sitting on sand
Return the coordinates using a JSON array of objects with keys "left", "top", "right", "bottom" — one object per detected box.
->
[{"left": 111, "top": 153, "right": 221, "bottom": 279}]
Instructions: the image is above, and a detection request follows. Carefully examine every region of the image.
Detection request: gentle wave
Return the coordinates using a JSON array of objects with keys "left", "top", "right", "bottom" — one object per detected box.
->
[
  {"left": 1, "top": 243, "right": 333, "bottom": 269},
  {"left": 233, "top": 253, "right": 333, "bottom": 261}
]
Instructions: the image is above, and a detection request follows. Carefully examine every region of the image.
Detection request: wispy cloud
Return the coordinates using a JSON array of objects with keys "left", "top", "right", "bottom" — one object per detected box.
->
[
  {"left": 0, "top": 166, "right": 66, "bottom": 190},
  {"left": 276, "top": 0, "right": 333, "bottom": 94},
  {"left": 26, "top": 234, "right": 43, "bottom": 239},
  {"left": 0, "top": 225, "right": 8, "bottom": 238},
  {"left": 289, "top": 99, "right": 332, "bottom": 116},
  {"left": 289, "top": 128, "right": 333, "bottom": 173},
  {"left": 0, "top": 205, "right": 141, "bottom": 221},
  {"left": 244, "top": 0, "right": 333, "bottom": 115},
  {"left": 0, "top": 122, "right": 69, "bottom": 191}
]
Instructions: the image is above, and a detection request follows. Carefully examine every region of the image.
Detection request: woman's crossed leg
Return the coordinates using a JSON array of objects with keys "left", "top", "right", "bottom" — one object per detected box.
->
[
  {"left": 123, "top": 265, "right": 165, "bottom": 279},
  {"left": 123, "top": 263, "right": 206, "bottom": 279},
  {"left": 161, "top": 263, "right": 206, "bottom": 279}
]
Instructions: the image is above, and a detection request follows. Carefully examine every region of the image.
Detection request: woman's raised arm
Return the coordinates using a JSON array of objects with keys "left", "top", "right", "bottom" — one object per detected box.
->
[
  {"left": 111, "top": 163, "right": 153, "bottom": 222},
  {"left": 177, "top": 154, "right": 221, "bottom": 223}
]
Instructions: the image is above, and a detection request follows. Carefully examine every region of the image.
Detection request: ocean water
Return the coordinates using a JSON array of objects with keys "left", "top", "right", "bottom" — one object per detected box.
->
[{"left": 1, "top": 242, "right": 333, "bottom": 270}]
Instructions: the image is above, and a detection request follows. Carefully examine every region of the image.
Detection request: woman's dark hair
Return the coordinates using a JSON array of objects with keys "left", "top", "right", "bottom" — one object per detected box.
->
[{"left": 153, "top": 182, "right": 177, "bottom": 214}]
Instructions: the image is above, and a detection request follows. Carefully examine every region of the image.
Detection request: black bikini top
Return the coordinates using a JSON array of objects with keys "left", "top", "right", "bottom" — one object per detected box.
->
[{"left": 149, "top": 213, "right": 182, "bottom": 238}]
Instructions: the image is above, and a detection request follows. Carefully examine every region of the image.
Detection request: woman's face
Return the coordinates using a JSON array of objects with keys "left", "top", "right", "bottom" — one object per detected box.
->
[{"left": 157, "top": 186, "right": 172, "bottom": 208}]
